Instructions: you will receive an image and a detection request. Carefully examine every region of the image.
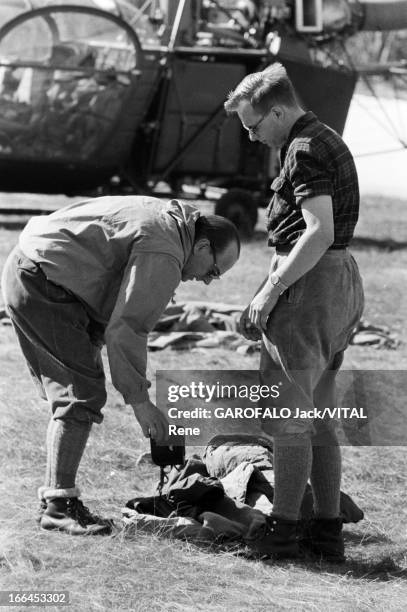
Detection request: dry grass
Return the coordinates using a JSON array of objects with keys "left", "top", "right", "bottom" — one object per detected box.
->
[{"left": 0, "top": 194, "right": 407, "bottom": 611}]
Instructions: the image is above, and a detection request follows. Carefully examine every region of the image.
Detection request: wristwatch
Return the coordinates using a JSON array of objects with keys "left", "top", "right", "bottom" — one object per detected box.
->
[{"left": 269, "top": 273, "right": 289, "bottom": 295}]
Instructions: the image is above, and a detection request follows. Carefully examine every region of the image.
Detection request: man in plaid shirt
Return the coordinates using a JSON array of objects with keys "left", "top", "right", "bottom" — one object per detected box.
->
[{"left": 225, "top": 63, "right": 364, "bottom": 562}]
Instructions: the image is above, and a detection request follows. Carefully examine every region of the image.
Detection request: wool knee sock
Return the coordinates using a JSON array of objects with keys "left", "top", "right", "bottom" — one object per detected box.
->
[
  {"left": 272, "top": 435, "right": 313, "bottom": 521},
  {"left": 43, "top": 418, "right": 92, "bottom": 493},
  {"left": 44, "top": 417, "right": 54, "bottom": 488},
  {"left": 310, "top": 444, "right": 342, "bottom": 518}
]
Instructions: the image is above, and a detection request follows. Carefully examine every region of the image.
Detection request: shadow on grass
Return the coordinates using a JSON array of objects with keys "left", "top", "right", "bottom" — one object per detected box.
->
[
  {"left": 204, "top": 525, "right": 406, "bottom": 581},
  {"left": 300, "top": 554, "right": 407, "bottom": 581},
  {"left": 121, "top": 529, "right": 407, "bottom": 583},
  {"left": 214, "top": 541, "right": 407, "bottom": 581}
]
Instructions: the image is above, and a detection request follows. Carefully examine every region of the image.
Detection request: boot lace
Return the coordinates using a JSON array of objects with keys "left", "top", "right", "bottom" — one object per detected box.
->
[{"left": 66, "top": 498, "right": 108, "bottom": 528}]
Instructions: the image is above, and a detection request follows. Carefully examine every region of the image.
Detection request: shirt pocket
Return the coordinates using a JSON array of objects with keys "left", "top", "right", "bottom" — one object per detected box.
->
[
  {"left": 271, "top": 175, "right": 285, "bottom": 192},
  {"left": 271, "top": 175, "right": 291, "bottom": 197},
  {"left": 270, "top": 175, "right": 295, "bottom": 211}
]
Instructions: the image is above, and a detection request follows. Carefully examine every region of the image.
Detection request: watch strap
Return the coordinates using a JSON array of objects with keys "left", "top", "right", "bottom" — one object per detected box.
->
[{"left": 270, "top": 273, "right": 289, "bottom": 294}]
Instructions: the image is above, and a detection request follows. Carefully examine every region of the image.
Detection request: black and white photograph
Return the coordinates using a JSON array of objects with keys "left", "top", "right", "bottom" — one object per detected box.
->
[{"left": 0, "top": 1, "right": 406, "bottom": 610}]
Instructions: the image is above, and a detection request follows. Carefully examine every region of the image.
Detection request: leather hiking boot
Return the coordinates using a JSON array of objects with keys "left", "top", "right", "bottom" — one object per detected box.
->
[
  {"left": 245, "top": 514, "right": 300, "bottom": 559},
  {"left": 40, "top": 497, "right": 114, "bottom": 536},
  {"left": 301, "top": 517, "right": 345, "bottom": 563}
]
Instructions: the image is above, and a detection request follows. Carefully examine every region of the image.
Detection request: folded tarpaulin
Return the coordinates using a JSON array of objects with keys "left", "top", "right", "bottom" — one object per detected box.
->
[
  {"left": 123, "top": 446, "right": 363, "bottom": 543},
  {"left": 121, "top": 509, "right": 263, "bottom": 542},
  {"left": 121, "top": 512, "right": 218, "bottom": 542},
  {"left": 147, "top": 302, "right": 399, "bottom": 352},
  {"left": 123, "top": 454, "right": 267, "bottom": 542}
]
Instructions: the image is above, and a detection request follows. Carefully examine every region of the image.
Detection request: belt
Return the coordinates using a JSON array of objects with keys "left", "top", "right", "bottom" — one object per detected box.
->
[{"left": 275, "top": 245, "right": 347, "bottom": 254}]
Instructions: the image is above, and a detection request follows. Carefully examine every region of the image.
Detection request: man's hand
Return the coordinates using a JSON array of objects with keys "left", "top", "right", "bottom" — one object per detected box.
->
[
  {"left": 239, "top": 306, "right": 263, "bottom": 341},
  {"left": 131, "top": 400, "right": 169, "bottom": 442},
  {"left": 248, "top": 282, "right": 280, "bottom": 331}
]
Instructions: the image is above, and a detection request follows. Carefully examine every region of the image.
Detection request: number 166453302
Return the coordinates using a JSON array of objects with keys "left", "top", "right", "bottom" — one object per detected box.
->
[{"left": 0, "top": 591, "right": 69, "bottom": 605}]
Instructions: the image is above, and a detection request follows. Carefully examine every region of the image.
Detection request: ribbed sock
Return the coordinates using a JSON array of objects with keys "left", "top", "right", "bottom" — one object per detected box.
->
[
  {"left": 44, "top": 418, "right": 92, "bottom": 490},
  {"left": 272, "top": 435, "right": 313, "bottom": 521},
  {"left": 44, "top": 417, "right": 54, "bottom": 488},
  {"left": 310, "top": 444, "right": 342, "bottom": 518}
]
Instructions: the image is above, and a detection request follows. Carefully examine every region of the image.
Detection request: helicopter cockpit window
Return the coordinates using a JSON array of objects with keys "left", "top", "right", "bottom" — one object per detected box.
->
[
  {"left": 196, "top": 0, "right": 262, "bottom": 48},
  {"left": 0, "top": 8, "right": 141, "bottom": 161},
  {"left": 0, "top": 15, "right": 52, "bottom": 63},
  {"left": 50, "top": 11, "right": 137, "bottom": 71}
]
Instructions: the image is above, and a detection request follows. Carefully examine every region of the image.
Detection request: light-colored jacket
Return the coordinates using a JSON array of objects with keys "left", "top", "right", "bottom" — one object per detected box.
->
[{"left": 19, "top": 196, "right": 200, "bottom": 403}]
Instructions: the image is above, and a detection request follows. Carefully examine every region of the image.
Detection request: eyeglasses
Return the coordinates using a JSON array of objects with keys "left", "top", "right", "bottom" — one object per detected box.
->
[
  {"left": 246, "top": 111, "right": 269, "bottom": 136},
  {"left": 206, "top": 243, "right": 221, "bottom": 280}
]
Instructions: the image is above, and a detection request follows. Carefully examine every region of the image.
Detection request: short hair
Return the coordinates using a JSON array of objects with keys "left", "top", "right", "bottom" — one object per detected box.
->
[
  {"left": 224, "top": 62, "right": 299, "bottom": 114},
  {"left": 194, "top": 215, "right": 241, "bottom": 257}
]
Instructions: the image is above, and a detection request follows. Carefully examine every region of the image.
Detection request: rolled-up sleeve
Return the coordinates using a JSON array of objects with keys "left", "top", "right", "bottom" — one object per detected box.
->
[
  {"left": 105, "top": 250, "right": 181, "bottom": 404},
  {"left": 288, "top": 145, "right": 333, "bottom": 206}
]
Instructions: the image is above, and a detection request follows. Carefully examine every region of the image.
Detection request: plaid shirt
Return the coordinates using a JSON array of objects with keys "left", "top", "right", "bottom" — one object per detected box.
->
[{"left": 266, "top": 111, "right": 359, "bottom": 248}]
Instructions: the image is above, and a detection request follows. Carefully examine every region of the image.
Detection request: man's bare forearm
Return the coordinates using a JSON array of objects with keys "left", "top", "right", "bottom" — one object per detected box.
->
[
  {"left": 271, "top": 195, "right": 335, "bottom": 288},
  {"left": 270, "top": 227, "right": 333, "bottom": 288}
]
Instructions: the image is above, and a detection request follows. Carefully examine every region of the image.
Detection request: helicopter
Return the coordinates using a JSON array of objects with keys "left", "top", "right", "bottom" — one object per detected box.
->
[{"left": 0, "top": 0, "right": 405, "bottom": 235}]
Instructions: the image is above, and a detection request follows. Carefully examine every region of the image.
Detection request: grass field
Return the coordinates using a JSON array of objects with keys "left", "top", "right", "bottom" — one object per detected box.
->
[{"left": 0, "top": 194, "right": 406, "bottom": 611}]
